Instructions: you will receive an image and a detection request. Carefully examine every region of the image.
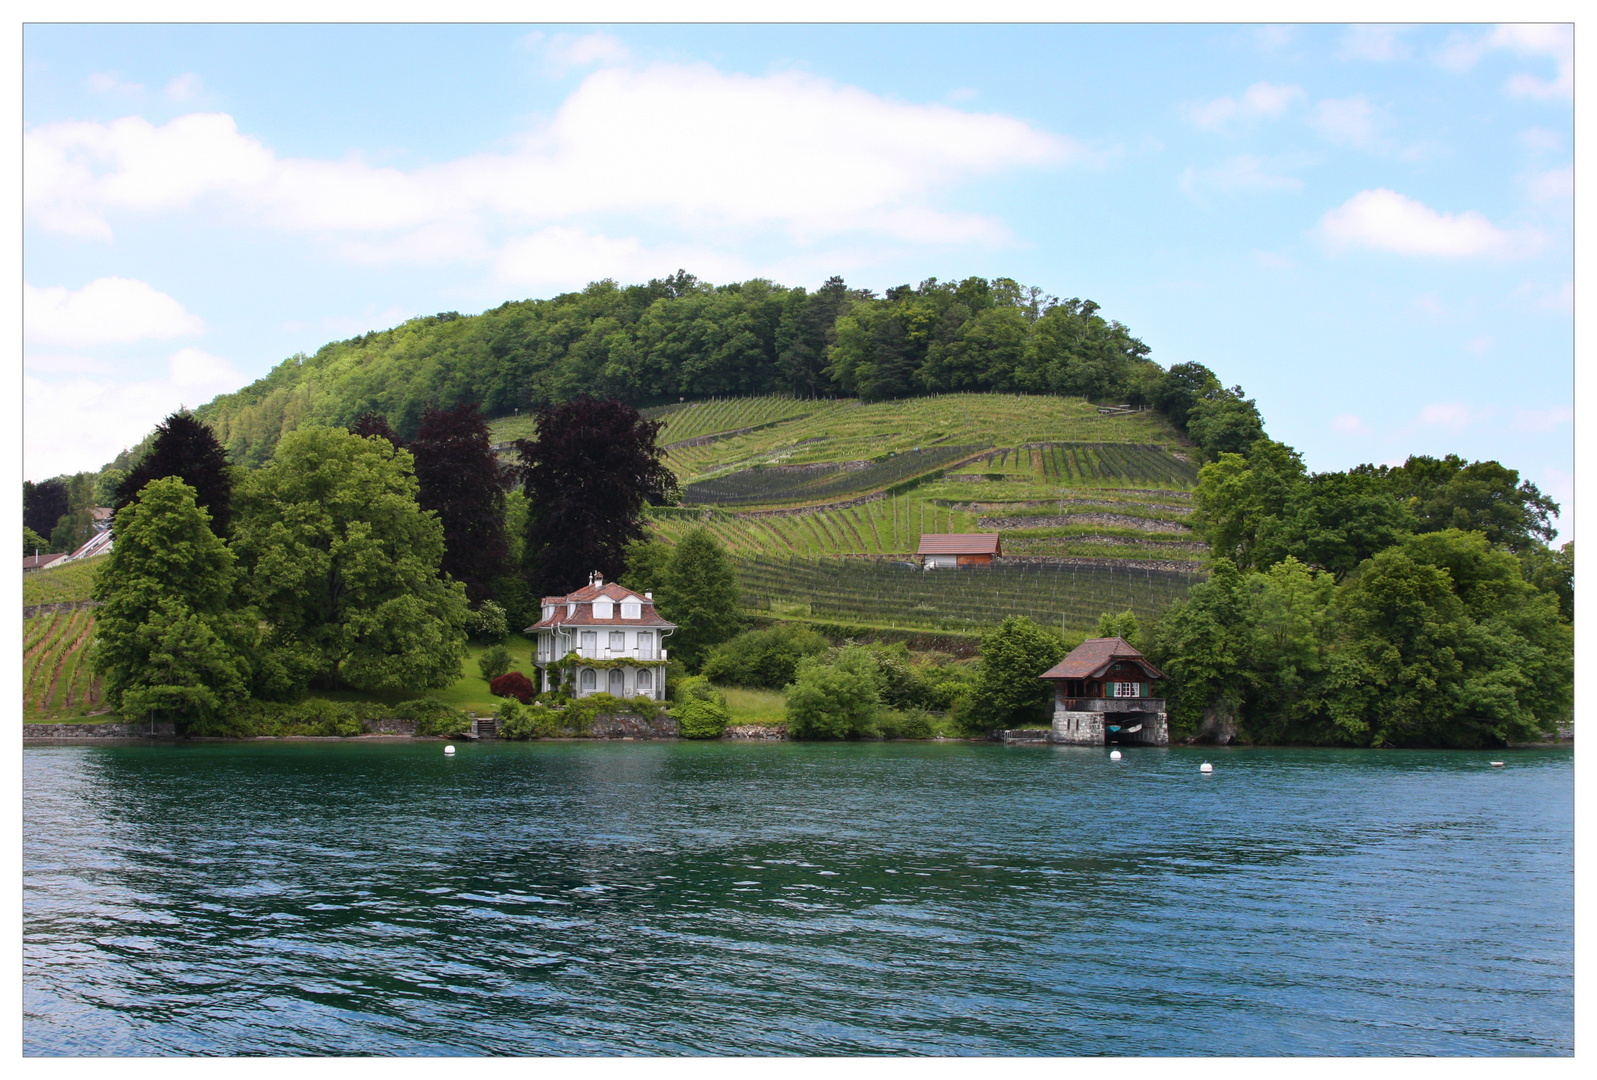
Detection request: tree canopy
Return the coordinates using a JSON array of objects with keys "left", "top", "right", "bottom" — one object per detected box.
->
[
  {"left": 407, "top": 402, "right": 511, "bottom": 605},
  {"left": 659, "top": 526, "right": 742, "bottom": 671},
  {"left": 231, "top": 426, "right": 469, "bottom": 693},
  {"left": 515, "top": 394, "right": 675, "bottom": 598},
  {"left": 113, "top": 411, "right": 235, "bottom": 537}
]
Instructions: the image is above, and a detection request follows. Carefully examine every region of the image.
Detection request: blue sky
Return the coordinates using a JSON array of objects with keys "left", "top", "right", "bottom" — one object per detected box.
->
[{"left": 22, "top": 22, "right": 1574, "bottom": 536}]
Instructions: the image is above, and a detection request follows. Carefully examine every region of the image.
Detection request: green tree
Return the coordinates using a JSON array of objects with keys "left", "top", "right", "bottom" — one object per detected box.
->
[
  {"left": 700, "top": 624, "right": 829, "bottom": 690},
  {"left": 1146, "top": 560, "right": 1255, "bottom": 741},
  {"left": 1192, "top": 438, "right": 1306, "bottom": 569},
  {"left": 672, "top": 674, "right": 732, "bottom": 739},
  {"left": 1254, "top": 471, "right": 1414, "bottom": 579},
  {"left": 962, "top": 616, "right": 1066, "bottom": 731},
  {"left": 1521, "top": 540, "right": 1573, "bottom": 622},
  {"left": 232, "top": 426, "right": 469, "bottom": 694},
  {"left": 23, "top": 526, "right": 47, "bottom": 556},
  {"left": 1378, "top": 455, "right": 1558, "bottom": 553},
  {"left": 785, "top": 649, "right": 880, "bottom": 739},
  {"left": 1185, "top": 387, "right": 1266, "bottom": 461},
  {"left": 659, "top": 526, "right": 742, "bottom": 671},
  {"left": 619, "top": 536, "right": 673, "bottom": 598},
  {"left": 90, "top": 477, "right": 252, "bottom": 728},
  {"left": 1094, "top": 609, "right": 1141, "bottom": 643}
]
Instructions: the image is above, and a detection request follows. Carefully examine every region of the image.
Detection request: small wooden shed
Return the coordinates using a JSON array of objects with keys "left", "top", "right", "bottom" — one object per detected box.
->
[{"left": 917, "top": 533, "right": 1001, "bottom": 568}]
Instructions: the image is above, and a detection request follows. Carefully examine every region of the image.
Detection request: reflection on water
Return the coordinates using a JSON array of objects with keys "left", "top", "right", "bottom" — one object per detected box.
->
[{"left": 24, "top": 740, "right": 1572, "bottom": 1056}]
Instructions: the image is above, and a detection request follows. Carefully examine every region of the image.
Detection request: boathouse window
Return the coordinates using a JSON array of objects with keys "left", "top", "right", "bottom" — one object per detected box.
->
[
  {"left": 620, "top": 600, "right": 641, "bottom": 619},
  {"left": 1114, "top": 681, "right": 1138, "bottom": 698},
  {"left": 580, "top": 668, "right": 596, "bottom": 690},
  {"left": 636, "top": 669, "right": 653, "bottom": 691},
  {"left": 593, "top": 599, "right": 614, "bottom": 619},
  {"left": 609, "top": 631, "right": 625, "bottom": 653}
]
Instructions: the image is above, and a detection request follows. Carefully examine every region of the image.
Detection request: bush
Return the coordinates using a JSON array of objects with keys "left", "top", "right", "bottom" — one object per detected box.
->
[
  {"left": 490, "top": 670, "right": 536, "bottom": 703},
  {"left": 477, "top": 645, "right": 514, "bottom": 682},
  {"left": 917, "top": 658, "right": 976, "bottom": 712},
  {"left": 187, "top": 697, "right": 382, "bottom": 738},
  {"left": 496, "top": 699, "right": 560, "bottom": 740},
  {"left": 671, "top": 675, "right": 730, "bottom": 739},
  {"left": 700, "top": 624, "right": 829, "bottom": 690},
  {"left": 468, "top": 600, "right": 510, "bottom": 642},
  {"left": 876, "top": 708, "right": 935, "bottom": 740},
  {"left": 961, "top": 616, "right": 1067, "bottom": 734},
  {"left": 784, "top": 649, "right": 879, "bottom": 739},
  {"left": 562, "top": 692, "right": 635, "bottom": 734},
  {"left": 395, "top": 697, "right": 470, "bottom": 737}
]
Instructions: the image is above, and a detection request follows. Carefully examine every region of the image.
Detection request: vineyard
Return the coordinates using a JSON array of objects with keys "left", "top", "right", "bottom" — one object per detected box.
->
[
  {"left": 649, "top": 497, "right": 979, "bottom": 556},
  {"left": 734, "top": 555, "right": 1205, "bottom": 633},
  {"left": 23, "top": 557, "right": 103, "bottom": 608},
  {"left": 951, "top": 442, "right": 1198, "bottom": 488},
  {"left": 682, "top": 444, "right": 986, "bottom": 507},
  {"left": 22, "top": 607, "right": 104, "bottom": 718}
]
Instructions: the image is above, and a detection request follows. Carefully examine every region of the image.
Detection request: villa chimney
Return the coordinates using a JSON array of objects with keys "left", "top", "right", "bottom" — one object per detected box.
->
[{"left": 644, "top": 591, "right": 652, "bottom": 600}]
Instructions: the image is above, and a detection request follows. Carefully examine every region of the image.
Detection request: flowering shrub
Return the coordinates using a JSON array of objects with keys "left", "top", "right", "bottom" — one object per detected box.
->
[{"left": 490, "top": 670, "right": 536, "bottom": 703}]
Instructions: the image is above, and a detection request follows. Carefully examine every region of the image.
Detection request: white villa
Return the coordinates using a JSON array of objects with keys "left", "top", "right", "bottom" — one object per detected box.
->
[{"left": 526, "top": 572, "right": 675, "bottom": 700}]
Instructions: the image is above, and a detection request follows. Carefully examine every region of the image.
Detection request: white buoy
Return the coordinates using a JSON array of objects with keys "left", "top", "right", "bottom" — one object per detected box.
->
[
  {"left": 1199, "top": 761, "right": 1213, "bottom": 773},
  {"left": 1109, "top": 750, "right": 1123, "bottom": 761},
  {"left": 1490, "top": 761, "right": 1505, "bottom": 768},
  {"left": 444, "top": 745, "right": 456, "bottom": 755}
]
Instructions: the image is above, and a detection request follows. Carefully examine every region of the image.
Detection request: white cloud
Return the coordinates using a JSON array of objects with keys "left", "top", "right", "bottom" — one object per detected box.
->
[
  {"left": 1523, "top": 165, "right": 1572, "bottom": 203},
  {"left": 1311, "top": 96, "right": 1389, "bottom": 152},
  {"left": 1519, "top": 126, "right": 1564, "bottom": 153},
  {"left": 1332, "top": 413, "right": 1372, "bottom": 435},
  {"left": 1417, "top": 402, "right": 1471, "bottom": 430},
  {"left": 1338, "top": 25, "right": 1412, "bottom": 62},
  {"left": 1185, "top": 82, "right": 1305, "bottom": 130},
  {"left": 163, "top": 73, "right": 202, "bottom": 102},
  {"left": 1514, "top": 406, "right": 1573, "bottom": 432},
  {"left": 494, "top": 227, "right": 755, "bottom": 291},
  {"left": 87, "top": 71, "right": 143, "bottom": 96},
  {"left": 1181, "top": 154, "right": 1304, "bottom": 195},
  {"left": 23, "top": 349, "right": 247, "bottom": 481},
  {"left": 23, "top": 277, "right": 204, "bottom": 347},
  {"left": 1318, "top": 189, "right": 1541, "bottom": 257},
  {"left": 22, "top": 351, "right": 113, "bottom": 376},
  {"left": 25, "top": 64, "right": 1074, "bottom": 256},
  {"left": 1252, "top": 26, "right": 1295, "bottom": 53},
  {"left": 1435, "top": 24, "right": 1572, "bottom": 100}
]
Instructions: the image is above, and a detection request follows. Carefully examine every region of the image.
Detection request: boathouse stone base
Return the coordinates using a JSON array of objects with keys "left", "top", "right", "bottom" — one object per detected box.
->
[{"left": 1050, "top": 711, "right": 1105, "bottom": 745}]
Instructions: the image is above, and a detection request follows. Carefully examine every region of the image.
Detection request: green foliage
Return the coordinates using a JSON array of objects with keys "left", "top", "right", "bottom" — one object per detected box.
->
[
  {"left": 620, "top": 536, "right": 673, "bottom": 597},
  {"left": 915, "top": 657, "right": 976, "bottom": 712},
  {"left": 186, "top": 697, "right": 385, "bottom": 738},
  {"left": 495, "top": 699, "right": 561, "bottom": 739},
  {"left": 1185, "top": 388, "right": 1266, "bottom": 461},
  {"left": 1095, "top": 609, "right": 1140, "bottom": 643},
  {"left": 1522, "top": 541, "right": 1573, "bottom": 622},
  {"left": 477, "top": 645, "right": 514, "bottom": 682},
  {"left": 700, "top": 624, "right": 829, "bottom": 689},
  {"left": 398, "top": 697, "right": 471, "bottom": 737},
  {"left": 671, "top": 675, "right": 731, "bottom": 738},
  {"left": 1376, "top": 454, "right": 1558, "bottom": 553},
  {"left": 962, "top": 616, "right": 1067, "bottom": 732},
  {"left": 561, "top": 692, "right": 633, "bottom": 734},
  {"left": 90, "top": 477, "right": 253, "bottom": 728},
  {"left": 231, "top": 425, "right": 470, "bottom": 694},
  {"left": 468, "top": 600, "right": 509, "bottom": 642},
  {"left": 1148, "top": 534, "right": 1572, "bottom": 748},
  {"left": 876, "top": 708, "right": 935, "bottom": 739},
  {"left": 661, "top": 526, "right": 742, "bottom": 670},
  {"left": 784, "top": 648, "right": 880, "bottom": 739},
  {"left": 23, "top": 526, "right": 48, "bottom": 555}
]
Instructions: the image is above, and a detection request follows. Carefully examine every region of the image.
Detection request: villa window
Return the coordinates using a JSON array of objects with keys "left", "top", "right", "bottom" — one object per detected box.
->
[
  {"left": 609, "top": 631, "right": 626, "bottom": 653},
  {"left": 580, "top": 668, "right": 596, "bottom": 690},
  {"left": 620, "top": 600, "right": 641, "bottom": 619},
  {"left": 581, "top": 631, "right": 597, "bottom": 657},
  {"left": 567, "top": 602, "right": 576, "bottom": 617},
  {"left": 636, "top": 669, "right": 653, "bottom": 692},
  {"left": 637, "top": 632, "right": 654, "bottom": 659},
  {"left": 593, "top": 599, "right": 614, "bottom": 619}
]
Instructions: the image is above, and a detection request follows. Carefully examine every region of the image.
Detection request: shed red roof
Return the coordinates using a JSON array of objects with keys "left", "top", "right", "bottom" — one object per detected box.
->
[
  {"left": 1039, "top": 637, "right": 1165, "bottom": 681},
  {"left": 917, "top": 533, "right": 1001, "bottom": 556}
]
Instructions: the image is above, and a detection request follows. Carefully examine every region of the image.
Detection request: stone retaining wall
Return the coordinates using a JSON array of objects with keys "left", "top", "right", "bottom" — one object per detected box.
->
[
  {"left": 724, "top": 723, "right": 786, "bottom": 740},
  {"left": 25, "top": 720, "right": 175, "bottom": 739}
]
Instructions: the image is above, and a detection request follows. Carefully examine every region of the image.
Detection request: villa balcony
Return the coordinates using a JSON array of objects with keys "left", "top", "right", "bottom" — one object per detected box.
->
[{"left": 537, "top": 645, "right": 665, "bottom": 664}]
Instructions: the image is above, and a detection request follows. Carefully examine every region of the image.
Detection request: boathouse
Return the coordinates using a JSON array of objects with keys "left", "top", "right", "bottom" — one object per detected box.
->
[
  {"left": 917, "top": 533, "right": 1001, "bottom": 568},
  {"left": 1038, "top": 636, "right": 1169, "bottom": 746}
]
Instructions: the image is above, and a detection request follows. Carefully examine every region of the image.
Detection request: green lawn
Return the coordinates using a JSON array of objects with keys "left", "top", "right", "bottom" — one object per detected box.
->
[
  {"left": 319, "top": 634, "right": 538, "bottom": 715},
  {"left": 719, "top": 686, "right": 787, "bottom": 725}
]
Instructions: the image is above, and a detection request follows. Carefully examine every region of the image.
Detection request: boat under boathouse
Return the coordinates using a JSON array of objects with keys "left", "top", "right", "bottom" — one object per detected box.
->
[{"left": 1038, "top": 637, "right": 1168, "bottom": 746}]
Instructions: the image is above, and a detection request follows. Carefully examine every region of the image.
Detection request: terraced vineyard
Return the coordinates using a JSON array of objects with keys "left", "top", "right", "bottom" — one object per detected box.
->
[
  {"left": 735, "top": 555, "right": 1203, "bottom": 633},
  {"left": 23, "top": 607, "right": 104, "bottom": 718},
  {"left": 649, "top": 497, "right": 979, "bottom": 556},
  {"left": 683, "top": 444, "right": 986, "bottom": 508}
]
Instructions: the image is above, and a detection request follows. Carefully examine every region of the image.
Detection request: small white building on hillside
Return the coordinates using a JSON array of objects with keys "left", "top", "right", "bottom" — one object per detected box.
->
[{"left": 526, "top": 572, "right": 675, "bottom": 700}]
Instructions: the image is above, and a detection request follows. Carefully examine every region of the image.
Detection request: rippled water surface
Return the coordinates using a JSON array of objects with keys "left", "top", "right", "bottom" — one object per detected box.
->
[{"left": 23, "top": 739, "right": 1572, "bottom": 1056}]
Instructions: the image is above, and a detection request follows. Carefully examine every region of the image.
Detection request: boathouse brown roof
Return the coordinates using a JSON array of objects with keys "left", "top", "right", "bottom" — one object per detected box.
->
[
  {"left": 1039, "top": 637, "right": 1165, "bottom": 681},
  {"left": 917, "top": 533, "right": 1001, "bottom": 556}
]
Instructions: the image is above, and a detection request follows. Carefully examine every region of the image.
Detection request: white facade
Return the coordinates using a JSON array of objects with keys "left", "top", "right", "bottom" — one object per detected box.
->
[{"left": 528, "top": 573, "right": 673, "bottom": 701}]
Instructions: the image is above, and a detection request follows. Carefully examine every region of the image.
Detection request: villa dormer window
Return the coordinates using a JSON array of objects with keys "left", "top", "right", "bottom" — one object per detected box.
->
[
  {"left": 542, "top": 605, "right": 554, "bottom": 621},
  {"left": 593, "top": 599, "right": 614, "bottom": 619},
  {"left": 567, "top": 602, "right": 576, "bottom": 618},
  {"left": 620, "top": 599, "right": 641, "bottom": 619}
]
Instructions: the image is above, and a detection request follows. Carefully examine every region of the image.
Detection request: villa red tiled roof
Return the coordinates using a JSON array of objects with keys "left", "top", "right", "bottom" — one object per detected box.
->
[
  {"left": 917, "top": 533, "right": 1001, "bottom": 556},
  {"left": 1039, "top": 637, "right": 1165, "bottom": 681},
  {"left": 527, "top": 578, "right": 675, "bottom": 631}
]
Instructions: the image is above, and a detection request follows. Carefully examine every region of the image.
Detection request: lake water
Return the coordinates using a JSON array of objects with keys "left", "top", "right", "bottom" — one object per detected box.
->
[{"left": 23, "top": 739, "right": 1573, "bottom": 1056}]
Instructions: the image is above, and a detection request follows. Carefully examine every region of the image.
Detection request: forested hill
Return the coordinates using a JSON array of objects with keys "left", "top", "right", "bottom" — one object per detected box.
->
[{"left": 192, "top": 272, "right": 1260, "bottom": 470}]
